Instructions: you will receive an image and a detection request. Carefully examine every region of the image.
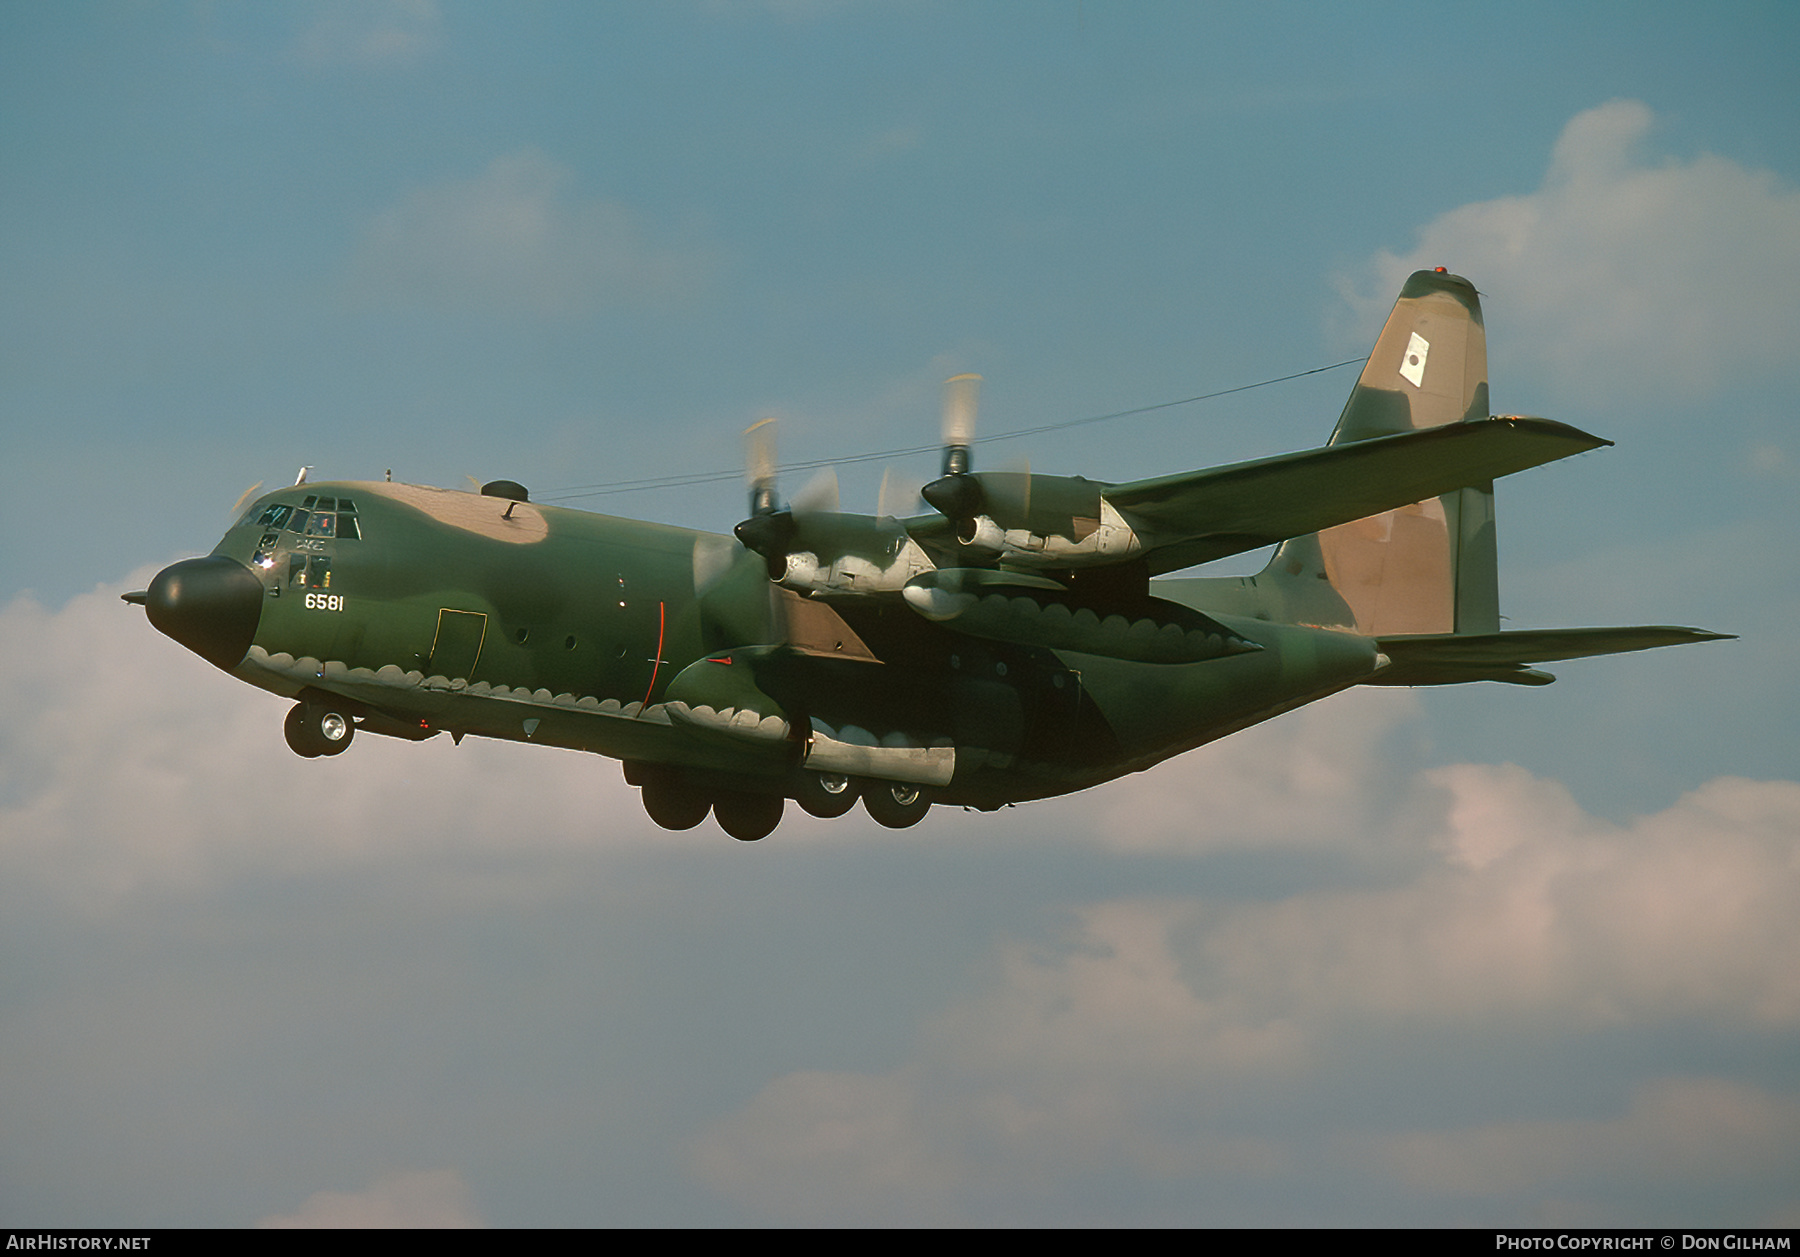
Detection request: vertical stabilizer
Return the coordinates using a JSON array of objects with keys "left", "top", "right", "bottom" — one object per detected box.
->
[{"left": 1264, "top": 269, "right": 1499, "bottom": 636}]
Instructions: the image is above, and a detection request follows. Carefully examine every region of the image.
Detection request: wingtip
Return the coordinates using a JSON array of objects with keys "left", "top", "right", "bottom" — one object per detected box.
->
[{"left": 1490, "top": 415, "right": 1612, "bottom": 449}]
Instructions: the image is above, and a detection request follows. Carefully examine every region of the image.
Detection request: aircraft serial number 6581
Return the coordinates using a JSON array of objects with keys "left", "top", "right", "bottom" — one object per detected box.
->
[{"left": 128, "top": 270, "right": 1728, "bottom": 841}]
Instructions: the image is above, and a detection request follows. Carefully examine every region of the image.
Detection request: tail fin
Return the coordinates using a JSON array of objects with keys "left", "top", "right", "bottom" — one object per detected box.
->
[{"left": 1264, "top": 268, "right": 1499, "bottom": 636}]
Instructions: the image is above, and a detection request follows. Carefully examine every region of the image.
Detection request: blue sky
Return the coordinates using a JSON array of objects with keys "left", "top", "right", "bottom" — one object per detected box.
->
[{"left": 2, "top": 0, "right": 1797, "bottom": 1227}]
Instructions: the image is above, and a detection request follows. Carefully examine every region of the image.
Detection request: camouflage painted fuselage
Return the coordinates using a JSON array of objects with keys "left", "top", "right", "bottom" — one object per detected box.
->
[
  {"left": 137, "top": 269, "right": 1724, "bottom": 835},
  {"left": 210, "top": 478, "right": 1379, "bottom": 810}
]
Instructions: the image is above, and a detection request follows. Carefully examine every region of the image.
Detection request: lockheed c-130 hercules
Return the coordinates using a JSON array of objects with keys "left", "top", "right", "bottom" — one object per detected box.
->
[{"left": 127, "top": 269, "right": 1728, "bottom": 841}]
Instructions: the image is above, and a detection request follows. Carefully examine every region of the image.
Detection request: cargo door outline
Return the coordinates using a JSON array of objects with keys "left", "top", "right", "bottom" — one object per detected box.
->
[{"left": 427, "top": 609, "right": 487, "bottom": 682}]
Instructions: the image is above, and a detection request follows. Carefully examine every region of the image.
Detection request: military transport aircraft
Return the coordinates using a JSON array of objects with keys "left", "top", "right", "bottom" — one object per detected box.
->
[{"left": 126, "top": 269, "right": 1728, "bottom": 841}]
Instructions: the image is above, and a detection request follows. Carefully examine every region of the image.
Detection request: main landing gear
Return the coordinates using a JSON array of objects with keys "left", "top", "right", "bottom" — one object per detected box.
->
[
  {"left": 628, "top": 764, "right": 934, "bottom": 841},
  {"left": 861, "top": 780, "right": 933, "bottom": 829},
  {"left": 633, "top": 764, "right": 787, "bottom": 841},
  {"left": 283, "top": 700, "right": 355, "bottom": 758},
  {"left": 792, "top": 770, "right": 859, "bottom": 819}
]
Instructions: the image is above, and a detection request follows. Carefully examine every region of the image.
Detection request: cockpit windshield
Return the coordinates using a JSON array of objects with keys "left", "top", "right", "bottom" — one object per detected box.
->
[
  {"left": 246, "top": 495, "right": 362, "bottom": 573},
  {"left": 248, "top": 496, "right": 362, "bottom": 541}
]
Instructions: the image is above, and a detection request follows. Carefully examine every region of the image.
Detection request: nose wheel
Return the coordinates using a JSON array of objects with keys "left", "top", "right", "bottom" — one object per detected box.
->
[{"left": 284, "top": 701, "right": 355, "bottom": 758}]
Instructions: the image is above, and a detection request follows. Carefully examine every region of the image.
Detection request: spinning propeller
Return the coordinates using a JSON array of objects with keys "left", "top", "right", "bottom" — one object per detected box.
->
[
  {"left": 732, "top": 419, "right": 843, "bottom": 578},
  {"left": 920, "top": 373, "right": 983, "bottom": 529},
  {"left": 733, "top": 418, "right": 798, "bottom": 578}
]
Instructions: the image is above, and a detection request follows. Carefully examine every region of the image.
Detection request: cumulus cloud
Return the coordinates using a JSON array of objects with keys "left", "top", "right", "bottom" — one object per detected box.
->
[
  {"left": 0, "top": 579, "right": 665, "bottom": 913},
  {"left": 351, "top": 149, "right": 715, "bottom": 316},
  {"left": 1072, "top": 685, "right": 1424, "bottom": 854},
  {"left": 1341, "top": 100, "right": 1800, "bottom": 405},
  {"left": 1368, "top": 1077, "right": 1800, "bottom": 1204},
  {"left": 695, "top": 762, "right": 1800, "bottom": 1223},
  {"left": 12, "top": 577, "right": 1795, "bottom": 1225},
  {"left": 258, "top": 1168, "right": 482, "bottom": 1227}
]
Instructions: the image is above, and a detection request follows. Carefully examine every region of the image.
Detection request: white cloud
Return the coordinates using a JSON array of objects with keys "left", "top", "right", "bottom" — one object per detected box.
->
[
  {"left": 352, "top": 150, "right": 715, "bottom": 316},
  {"left": 0, "top": 579, "right": 669, "bottom": 913},
  {"left": 1341, "top": 100, "right": 1800, "bottom": 405},
  {"left": 258, "top": 1168, "right": 482, "bottom": 1228},
  {"left": 1073, "top": 686, "right": 1424, "bottom": 854},
  {"left": 695, "top": 761, "right": 1800, "bottom": 1223},
  {"left": 12, "top": 577, "right": 1794, "bottom": 1225},
  {"left": 1368, "top": 1077, "right": 1800, "bottom": 1203}
]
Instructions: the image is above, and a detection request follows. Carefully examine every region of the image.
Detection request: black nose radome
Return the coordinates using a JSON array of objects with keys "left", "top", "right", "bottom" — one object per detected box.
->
[{"left": 145, "top": 556, "right": 265, "bottom": 670}]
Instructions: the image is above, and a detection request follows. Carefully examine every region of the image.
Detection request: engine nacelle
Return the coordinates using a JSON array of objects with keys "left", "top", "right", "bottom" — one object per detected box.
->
[
  {"left": 955, "top": 496, "right": 1143, "bottom": 570},
  {"left": 776, "top": 514, "right": 937, "bottom": 596}
]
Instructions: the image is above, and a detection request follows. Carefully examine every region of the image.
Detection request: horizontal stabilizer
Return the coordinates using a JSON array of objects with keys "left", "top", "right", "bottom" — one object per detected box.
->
[
  {"left": 1368, "top": 626, "right": 1733, "bottom": 686},
  {"left": 1108, "top": 415, "right": 1608, "bottom": 575}
]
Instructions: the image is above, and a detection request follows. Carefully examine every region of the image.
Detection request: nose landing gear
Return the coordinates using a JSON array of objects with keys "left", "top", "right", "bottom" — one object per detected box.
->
[{"left": 284, "top": 701, "right": 355, "bottom": 758}]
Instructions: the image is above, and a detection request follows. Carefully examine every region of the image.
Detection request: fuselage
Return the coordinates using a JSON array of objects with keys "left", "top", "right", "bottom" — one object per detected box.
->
[
  {"left": 133, "top": 270, "right": 1724, "bottom": 839},
  {"left": 153, "top": 478, "right": 1379, "bottom": 813}
]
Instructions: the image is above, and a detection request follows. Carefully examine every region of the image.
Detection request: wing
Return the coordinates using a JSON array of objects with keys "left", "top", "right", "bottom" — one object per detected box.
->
[{"left": 1104, "top": 415, "right": 1608, "bottom": 576}]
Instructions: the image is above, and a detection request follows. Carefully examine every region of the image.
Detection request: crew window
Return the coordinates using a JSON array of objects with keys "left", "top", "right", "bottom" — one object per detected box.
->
[{"left": 253, "top": 499, "right": 359, "bottom": 540}]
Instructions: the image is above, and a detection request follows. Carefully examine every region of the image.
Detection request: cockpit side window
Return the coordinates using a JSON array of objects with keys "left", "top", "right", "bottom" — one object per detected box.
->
[{"left": 256, "top": 504, "right": 292, "bottom": 529}]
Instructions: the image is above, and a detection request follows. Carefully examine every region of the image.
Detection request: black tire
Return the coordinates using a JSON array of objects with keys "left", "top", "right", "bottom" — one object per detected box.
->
[
  {"left": 283, "top": 705, "right": 322, "bottom": 758},
  {"left": 285, "top": 702, "right": 353, "bottom": 758},
  {"left": 713, "top": 791, "right": 784, "bottom": 842},
  {"left": 862, "top": 781, "right": 932, "bottom": 829},
  {"left": 793, "top": 771, "right": 860, "bottom": 819},
  {"left": 640, "top": 771, "right": 711, "bottom": 831}
]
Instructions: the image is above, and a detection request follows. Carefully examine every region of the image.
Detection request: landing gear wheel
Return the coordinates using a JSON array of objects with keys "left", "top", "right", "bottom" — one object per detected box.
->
[
  {"left": 794, "top": 771, "right": 860, "bottom": 819},
  {"left": 284, "top": 702, "right": 354, "bottom": 758},
  {"left": 713, "top": 791, "right": 784, "bottom": 842},
  {"left": 862, "top": 781, "right": 932, "bottom": 829},
  {"left": 640, "top": 771, "right": 711, "bottom": 831},
  {"left": 284, "top": 706, "right": 322, "bottom": 758}
]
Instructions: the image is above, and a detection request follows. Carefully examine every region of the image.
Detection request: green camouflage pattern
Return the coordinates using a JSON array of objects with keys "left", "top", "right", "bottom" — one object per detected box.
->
[{"left": 129, "top": 271, "right": 1730, "bottom": 839}]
